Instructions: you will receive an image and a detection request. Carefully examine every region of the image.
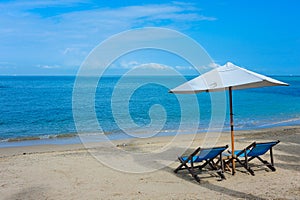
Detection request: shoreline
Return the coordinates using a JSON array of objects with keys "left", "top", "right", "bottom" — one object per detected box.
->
[
  {"left": 1, "top": 116, "right": 299, "bottom": 148},
  {"left": 1, "top": 124, "right": 300, "bottom": 149},
  {"left": 1, "top": 125, "right": 299, "bottom": 156}
]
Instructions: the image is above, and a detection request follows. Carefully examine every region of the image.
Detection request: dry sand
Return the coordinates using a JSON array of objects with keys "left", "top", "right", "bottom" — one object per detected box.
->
[{"left": 1, "top": 126, "right": 300, "bottom": 200}]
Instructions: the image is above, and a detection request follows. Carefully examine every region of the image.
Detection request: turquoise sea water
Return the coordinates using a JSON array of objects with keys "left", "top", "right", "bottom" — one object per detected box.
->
[{"left": 0, "top": 75, "right": 299, "bottom": 147}]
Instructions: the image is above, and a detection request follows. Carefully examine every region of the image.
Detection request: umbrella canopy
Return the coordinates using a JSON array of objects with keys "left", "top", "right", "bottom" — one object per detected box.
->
[
  {"left": 170, "top": 62, "right": 289, "bottom": 174},
  {"left": 170, "top": 62, "right": 288, "bottom": 93}
]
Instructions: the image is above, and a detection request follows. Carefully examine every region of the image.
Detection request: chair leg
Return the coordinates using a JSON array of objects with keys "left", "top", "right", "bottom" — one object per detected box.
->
[
  {"left": 220, "top": 153, "right": 224, "bottom": 173},
  {"left": 215, "top": 155, "right": 226, "bottom": 179},
  {"left": 223, "top": 160, "right": 232, "bottom": 172},
  {"left": 236, "top": 157, "right": 255, "bottom": 176},
  {"left": 174, "top": 147, "right": 202, "bottom": 173},
  {"left": 208, "top": 160, "right": 226, "bottom": 180},
  {"left": 270, "top": 147, "right": 274, "bottom": 166},
  {"left": 224, "top": 157, "right": 232, "bottom": 168},
  {"left": 193, "top": 174, "right": 200, "bottom": 182},
  {"left": 175, "top": 157, "right": 200, "bottom": 182},
  {"left": 257, "top": 156, "right": 276, "bottom": 171},
  {"left": 188, "top": 162, "right": 200, "bottom": 183},
  {"left": 174, "top": 160, "right": 185, "bottom": 173},
  {"left": 198, "top": 160, "right": 209, "bottom": 170}
]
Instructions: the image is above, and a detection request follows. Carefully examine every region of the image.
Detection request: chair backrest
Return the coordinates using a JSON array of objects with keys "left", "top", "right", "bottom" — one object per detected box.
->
[
  {"left": 195, "top": 146, "right": 228, "bottom": 162},
  {"left": 248, "top": 141, "right": 279, "bottom": 157}
]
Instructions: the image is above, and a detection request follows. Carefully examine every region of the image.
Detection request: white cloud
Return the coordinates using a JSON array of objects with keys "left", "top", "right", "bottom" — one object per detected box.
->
[
  {"left": 0, "top": 61, "right": 16, "bottom": 69},
  {"left": 175, "top": 65, "right": 194, "bottom": 70},
  {"left": 121, "top": 62, "right": 176, "bottom": 76},
  {"left": 209, "top": 62, "right": 221, "bottom": 68},
  {"left": 62, "top": 47, "right": 82, "bottom": 55},
  {"left": 52, "top": 4, "right": 216, "bottom": 36},
  {"left": 119, "top": 61, "right": 139, "bottom": 69},
  {"left": 118, "top": 62, "right": 170, "bottom": 70},
  {"left": 0, "top": 1, "right": 217, "bottom": 74},
  {"left": 121, "top": 62, "right": 200, "bottom": 76},
  {"left": 37, "top": 64, "right": 61, "bottom": 69},
  {"left": 0, "top": 0, "right": 85, "bottom": 9},
  {"left": 0, "top": 2, "right": 216, "bottom": 40},
  {"left": 137, "top": 63, "right": 170, "bottom": 70}
]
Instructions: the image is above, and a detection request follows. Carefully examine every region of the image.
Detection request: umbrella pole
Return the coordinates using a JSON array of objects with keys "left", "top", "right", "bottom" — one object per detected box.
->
[{"left": 229, "top": 87, "right": 236, "bottom": 175}]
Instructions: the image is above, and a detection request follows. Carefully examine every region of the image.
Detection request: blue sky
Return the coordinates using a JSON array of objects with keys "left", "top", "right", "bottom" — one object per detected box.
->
[{"left": 0, "top": 0, "right": 299, "bottom": 75}]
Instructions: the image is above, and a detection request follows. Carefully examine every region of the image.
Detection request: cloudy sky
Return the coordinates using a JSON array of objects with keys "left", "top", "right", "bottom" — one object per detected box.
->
[{"left": 0, "top": 0, "right": 299, "bottom": 75}]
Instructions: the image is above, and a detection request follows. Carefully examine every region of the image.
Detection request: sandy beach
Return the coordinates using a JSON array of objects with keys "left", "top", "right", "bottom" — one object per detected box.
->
[{"left": 1, "top": 126, "right": 299, "bottom": 200}]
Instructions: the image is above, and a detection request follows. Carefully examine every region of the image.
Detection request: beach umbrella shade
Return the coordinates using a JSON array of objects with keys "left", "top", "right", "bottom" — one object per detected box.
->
[{"left": 169, "top": 62, "right": 289, "bottom": 174}]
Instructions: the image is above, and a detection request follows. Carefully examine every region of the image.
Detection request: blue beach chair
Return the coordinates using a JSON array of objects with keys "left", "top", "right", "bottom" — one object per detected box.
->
[
  {"left": 226, "top": 140, "right": 280, "bottom": 175},
  {"left": 174, "top": 145, "right": 228, "bottom": 182}
]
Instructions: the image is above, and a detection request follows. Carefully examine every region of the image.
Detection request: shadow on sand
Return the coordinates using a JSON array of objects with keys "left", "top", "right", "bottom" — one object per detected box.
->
[{"left": 165, "top": 165, "right": 267, "bottom": 200}]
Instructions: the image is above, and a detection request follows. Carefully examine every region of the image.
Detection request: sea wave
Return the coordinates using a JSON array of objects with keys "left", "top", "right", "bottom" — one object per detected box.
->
[
  {"left": 0, "top": 132, "right": 108, "bottom": 143},
  {"left": 1, "top": 117, "right": 299, "bottom": 144},
  {"left": 259, "top": 117, "right": 300, "bottom": 128}
]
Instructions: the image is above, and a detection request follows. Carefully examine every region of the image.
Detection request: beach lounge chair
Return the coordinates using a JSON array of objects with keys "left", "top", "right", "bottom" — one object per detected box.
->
[
  {"left": 225, "top": 140, "right": 280, "bottom": 175},
  {"left": 174, "top": 145, "right": 228, "bottom": 182}
]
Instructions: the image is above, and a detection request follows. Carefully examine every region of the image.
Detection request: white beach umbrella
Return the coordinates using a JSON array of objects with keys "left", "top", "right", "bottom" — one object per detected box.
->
[{"left": 170, "top": 62, "right": 289, "bottom": 174}]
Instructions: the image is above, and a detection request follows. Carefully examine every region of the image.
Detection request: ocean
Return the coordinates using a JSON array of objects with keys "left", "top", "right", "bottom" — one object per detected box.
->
[{"left": 0, "top": 75, "right": 299, "bottom": 147}]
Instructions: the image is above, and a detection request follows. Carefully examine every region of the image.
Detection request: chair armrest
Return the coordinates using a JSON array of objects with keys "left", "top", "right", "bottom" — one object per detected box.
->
[
  {"left": 191, "top": 147, "right": 201, "bottom": 157},
  {"left": 230, "top": 142, "right": 256, "bottom": 157}
]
